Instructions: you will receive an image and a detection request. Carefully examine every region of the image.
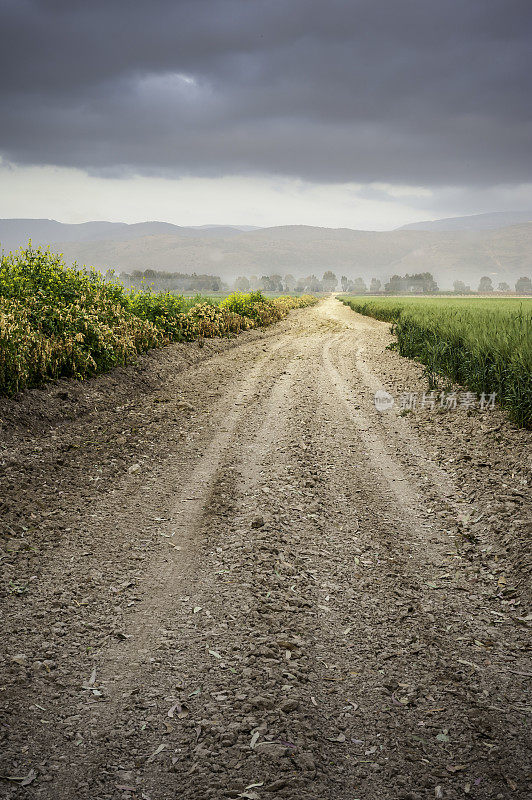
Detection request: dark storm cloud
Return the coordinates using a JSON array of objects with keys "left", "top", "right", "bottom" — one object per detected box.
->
[{"left": 1, "top": 0, "right": 531, "bottom": 185}]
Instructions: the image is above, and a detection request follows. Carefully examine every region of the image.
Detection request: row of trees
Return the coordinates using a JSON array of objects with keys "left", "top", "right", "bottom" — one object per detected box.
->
[
  {"left": 324, "top": 272, "right": 438, "bottom": 294},
  {"left": 116, "top": 268, "right": 532, "bottom": 296},
  {"left": 345, "top": 273, "right": 532, "bottom": 295},
  {"left": 236, "top": 271, "right": 532, "bottom": 295},
  {"left": 233, "top": 271, "right": 340, "bottom": 293},
  {"left": 234, "top": 272, "right": 383, "bottom": 293},
  {"left": 383, "top": 272, "right": 439, "bottom": 294},
  {"left": 120, "top": 269, "right": 226, "bottom": 292},
  {"left": 454, "top": 276, "right": 532, "bottom": 294}
]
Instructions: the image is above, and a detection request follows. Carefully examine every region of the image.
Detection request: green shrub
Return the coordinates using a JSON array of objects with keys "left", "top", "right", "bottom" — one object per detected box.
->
[{"left": 0, "top": 246, "right": 317, "bottom": 395}]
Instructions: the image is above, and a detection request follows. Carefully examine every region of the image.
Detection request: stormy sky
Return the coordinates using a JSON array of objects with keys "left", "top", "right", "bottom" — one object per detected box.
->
[{"left": 1, "top": 0, "right": 531, "bottom": 228}]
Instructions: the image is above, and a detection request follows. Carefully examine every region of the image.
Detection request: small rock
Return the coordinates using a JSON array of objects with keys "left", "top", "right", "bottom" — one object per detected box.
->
[
  {"left": 11, "top": 653, "right": 27, "bottom": 666},
  {"left": 251, "top": 515, "right": 265, "bottom": 529},
  {"left": 297, "top": 752, "right": 315, "bottom": 772},
  {"left": 250, "top": 696, "right": 274, "bottom": 710},
  {"left": 254, "top": 742, "right": 288, "bottom": 759},
  {"left": 176, "top": 401, "right": 194, "bottom": 411},
  {"left": 128, "top": 463, "right": 142, "bottom": 474},
  {"left": 280, "top": 699, "right": 299, "bottom": 713},
  {"left": 266, "top": 779, "right": 289, "bottom": 792}
]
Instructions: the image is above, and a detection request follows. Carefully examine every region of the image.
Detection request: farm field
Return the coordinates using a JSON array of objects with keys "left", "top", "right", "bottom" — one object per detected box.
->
[
  {"left": 340, "top": 295, "right": 532, "bottom": 428},
  {"left": 1, "top": 294, "right": 530, "bottom": 799}
]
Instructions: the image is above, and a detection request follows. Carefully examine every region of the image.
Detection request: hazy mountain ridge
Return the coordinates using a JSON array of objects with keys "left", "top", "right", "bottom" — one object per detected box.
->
[
  {"left": 1, "top": 217, "right": 531, "bottom": 288},
  {"left": 398, "top": 210, "right": 532, "bottom": 232},
  {"left": 0, "top": 219, "right": 255, "bottom": 252}
]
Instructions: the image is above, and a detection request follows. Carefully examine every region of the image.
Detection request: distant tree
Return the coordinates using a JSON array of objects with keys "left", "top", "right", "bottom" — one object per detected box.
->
[
  {"left": 453, "top": 280, "right": 468, "bottom": 293},
  {"left": 260, "top": 274, "right": 283, "bottom": 292},
  {"left": 249, "top": 274, "right": 260, "bottom": 290},
  {"left": 384, "top": 274, "right": 405, "bottom": 294},
  {"left": 301, "top": 274, "right": 322, "bottom": 292},
  {"left": 412, "top": 272, "right": 438, "bottom": 293},
  {"left": 497, "top": 281, "right": 511, "bottom": 292},
  {"left": 284, "top": 273, "right": 296, "bottom": 291},
  {"left": 234, "top": 276, "right": 250, "bottom": 291},
  {"left": 369, "top": 278, "right": 381, "bottom": 293},
  {"left": 341, "top": 275, "right": 349, "bottom": 292},
  {"left": 349, "top": 277, "right": 367, "bottom": 294},
  {"left": 478, "top": 276, "right": 494, "bottom": 293},
  {"left": 322, "top": 270, "right": 338, "bottom": 291},
  {"left": 515, "top": 276, "right": 532, "bottom": 294},
  {"left": 385, "top": 272, "right": 438, "bottom": 294},
  {"left": 270, "top": 274, "right": 284, "bottom": 292}
]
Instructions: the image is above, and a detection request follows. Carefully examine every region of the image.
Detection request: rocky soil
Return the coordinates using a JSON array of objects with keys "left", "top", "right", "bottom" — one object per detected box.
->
[{"left": 0, "top": 297, "right": 530, "bottom": 799}]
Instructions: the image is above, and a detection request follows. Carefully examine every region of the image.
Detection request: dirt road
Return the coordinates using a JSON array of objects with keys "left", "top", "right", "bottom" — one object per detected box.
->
[{"left": 1, "top": 297, "right": 530, "bottom": 799}]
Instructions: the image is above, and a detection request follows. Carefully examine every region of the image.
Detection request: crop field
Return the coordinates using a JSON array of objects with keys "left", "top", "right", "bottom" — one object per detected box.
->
[
  {"left": 0, "top": 246, "right": 316, "bottom": 396},
  {"left": 340, "top": 295, "right": 532, "bottom": 427}
]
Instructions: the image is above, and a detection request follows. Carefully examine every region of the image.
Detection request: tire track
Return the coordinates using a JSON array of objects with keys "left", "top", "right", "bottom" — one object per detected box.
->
[
  {"left": 1, "top": 299, "right": 530, "bottom": 800},
  {"left": 21, "top": 336, "right": 301, "bottom": 799}
]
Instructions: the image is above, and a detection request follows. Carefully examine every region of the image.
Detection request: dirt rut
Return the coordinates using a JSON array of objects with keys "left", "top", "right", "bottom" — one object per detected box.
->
[{"left": 1, "top": 298, "right": 530, "bottom": 799}]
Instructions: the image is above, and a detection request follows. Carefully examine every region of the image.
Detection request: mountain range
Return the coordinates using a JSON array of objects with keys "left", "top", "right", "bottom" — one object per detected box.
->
[
  {"left": 1, "top": 213, "right": 531, "bottom": 289},
  {"left": 398, "top": 210, "right": 532, "bottom": 232},
  {"left": 0, "top": 219, "right": 258, "bottom": 252}
]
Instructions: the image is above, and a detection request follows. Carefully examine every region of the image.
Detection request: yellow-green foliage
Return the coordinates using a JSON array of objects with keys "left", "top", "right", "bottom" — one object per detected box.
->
[
  {"left": 0, "top": 248, "right": 163, "bottom": 394},
  {"left": 0, "top": 246, "right": 317, "bottom": 395}
]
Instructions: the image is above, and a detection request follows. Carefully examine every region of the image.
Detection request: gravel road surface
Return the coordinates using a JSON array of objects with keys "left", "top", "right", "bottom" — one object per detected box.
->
[{"left": 1, "top": 297, "right": 530, "bottom": 799}]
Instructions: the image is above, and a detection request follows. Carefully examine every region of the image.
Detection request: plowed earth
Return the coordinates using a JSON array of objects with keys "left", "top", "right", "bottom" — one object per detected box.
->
[{"left": 0, "top": 297, "right": 530, "bottom": 800}]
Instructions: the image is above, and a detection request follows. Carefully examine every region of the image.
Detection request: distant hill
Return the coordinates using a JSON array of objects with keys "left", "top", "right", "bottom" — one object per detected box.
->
[
  {"left": 1, "top": 217, "right": 531, "bottom": 289},
  {"left": 192, "top": 224, "right": 261, "bottom": 232},
  {"left": 0, "top": 218, "right": 254, "bottom": 252},
  {"left": 398, "top": 211, "right": 532, "bottom": 232}
]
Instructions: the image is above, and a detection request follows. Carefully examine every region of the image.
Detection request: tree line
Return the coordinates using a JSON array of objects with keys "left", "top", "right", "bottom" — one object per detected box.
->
[
  {"left": 453, "top": 276, "right": 532, "bottom": 294},
  {"left": 235, "top": 272, "right": 532, "bottom": 294},
  {"left": 118, "top": 269, "right": 226, "bottom": 292},
  {"left": 115, "top": 268, "right": 532, "bottom": 295}
]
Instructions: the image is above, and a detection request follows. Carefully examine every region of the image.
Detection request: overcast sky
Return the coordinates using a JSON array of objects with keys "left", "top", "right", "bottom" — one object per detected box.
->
[{"left": 1, "top": 0, "right": 531, "bottom": 229}]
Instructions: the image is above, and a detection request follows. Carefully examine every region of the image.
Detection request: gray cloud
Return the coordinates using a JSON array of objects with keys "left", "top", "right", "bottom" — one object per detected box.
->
[{"left": 1, "top": 0, "right": 531, "bottom": 186}]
